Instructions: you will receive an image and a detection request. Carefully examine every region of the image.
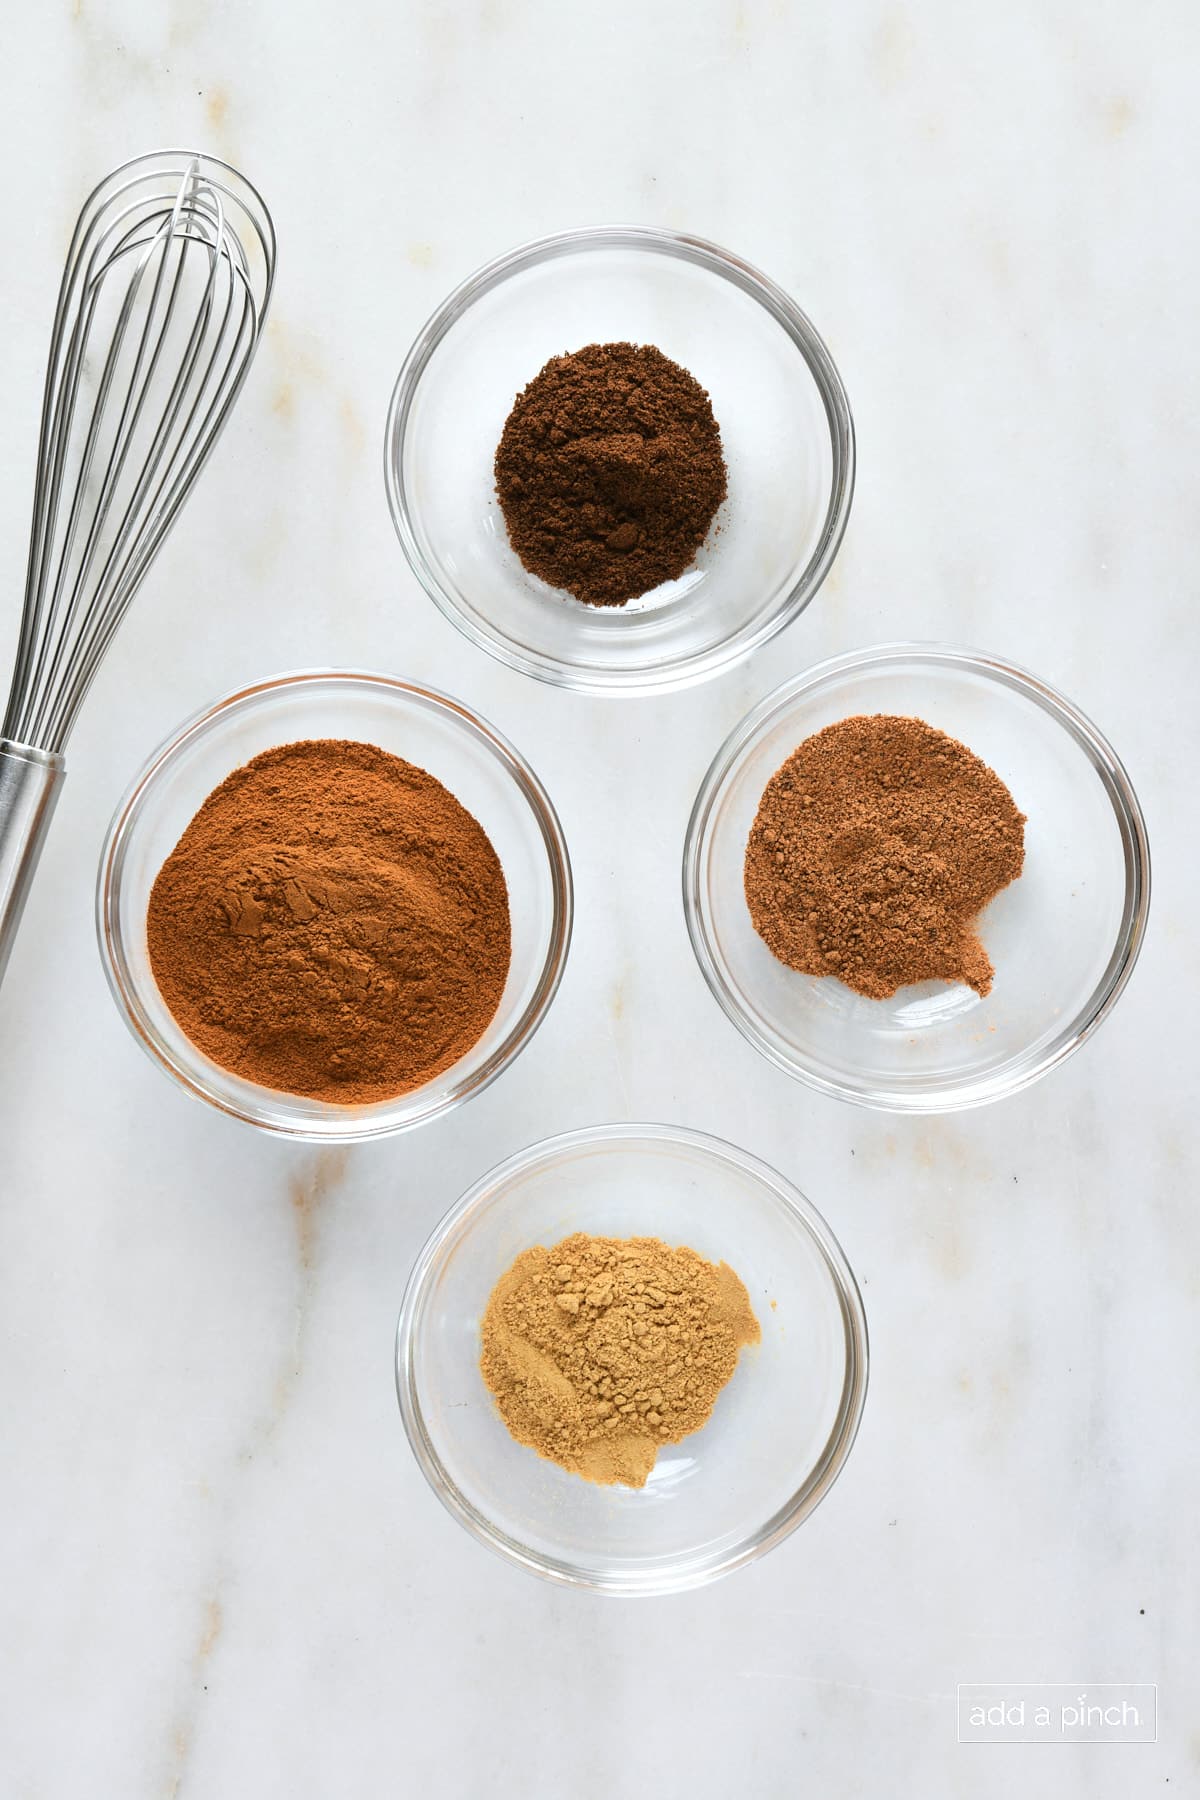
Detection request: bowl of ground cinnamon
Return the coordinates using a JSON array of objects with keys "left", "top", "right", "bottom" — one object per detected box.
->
[
  {"left": 685, "top": 644, "right": 1150, "bottom": 1112},
  {"left": 385, "top": 226, "right": 854, "bottom": 694},
  {"left": 97, "top": 672, "right": 572, "bottom": 1139},
  {"left": 396, "top": 1124, "right": 867, "bottom": 1593}
]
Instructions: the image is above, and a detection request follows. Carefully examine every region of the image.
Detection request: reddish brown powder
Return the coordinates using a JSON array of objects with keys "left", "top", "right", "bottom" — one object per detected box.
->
[
  {"left": 494, "top": 341, "right": 727, "bottom": 607},
  {"left": 146, "top": 739, "right": 511, "bottom": 1103},
  {"left": 744, "top": 715, "right": 1025, "bottom": 999}
]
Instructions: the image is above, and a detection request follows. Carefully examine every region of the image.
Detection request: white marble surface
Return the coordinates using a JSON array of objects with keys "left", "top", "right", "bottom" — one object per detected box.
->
[{"left": 0, "top": 3, "right": 1195, "bottom": 1795}]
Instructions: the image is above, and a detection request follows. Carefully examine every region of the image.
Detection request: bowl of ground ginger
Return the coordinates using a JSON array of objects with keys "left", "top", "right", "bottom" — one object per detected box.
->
[
  {"left": 385, "top": 226, "right": 853, "bottom": 694},
  {"left": 395, "top": 1124, "right": 867, "bottom": 1594},
  {"left": 97, "top": 671, "right": 572, "bottom": 1140},
  {"left": 685, "top": 643, "right": 1150, "bottom": 1112}
]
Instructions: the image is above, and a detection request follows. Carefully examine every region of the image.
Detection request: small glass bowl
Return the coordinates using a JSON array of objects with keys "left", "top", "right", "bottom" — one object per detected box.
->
[
  {"left": 684, "top": 644, "right": 1150, "bottom": 1112},
  {"left": 384, "top": 226, "right": 854, "bottom": 694},
  {"left": 395, "top": 1123, "right": 868, "bottom": 1594},
  {"left": 96, "top": 671, "right": 572, "bottom": 1141}
]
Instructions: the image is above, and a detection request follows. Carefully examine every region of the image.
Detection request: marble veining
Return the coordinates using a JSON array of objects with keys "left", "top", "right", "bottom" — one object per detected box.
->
[{"left": 0, "top": 3, "right": 1195, "bottom": 1797}]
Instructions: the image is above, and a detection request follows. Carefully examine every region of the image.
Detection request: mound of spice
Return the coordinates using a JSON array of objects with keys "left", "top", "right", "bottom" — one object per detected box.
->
[
  {"left": 494, "top": 341, "right": 727, "bottom": 607},
  {"left": 744, "top": 715, "right": 1025, "bottom": 999},
  {"left": 147, "top": 739, "right": 511, "bottom": 1103},
  {"left": 480, "top": 1233, "right": 760, "bottom": 1488}
]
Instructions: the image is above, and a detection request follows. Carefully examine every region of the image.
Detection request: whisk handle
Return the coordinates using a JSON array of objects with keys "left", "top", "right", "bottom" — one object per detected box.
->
[{"left": 0, "top": 741, "right": 66, "bottom": 989}]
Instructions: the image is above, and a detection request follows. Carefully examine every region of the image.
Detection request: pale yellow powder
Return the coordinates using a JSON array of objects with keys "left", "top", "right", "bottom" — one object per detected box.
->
[{"left": 479, "top": 1233, "right": 760, "bottom": 1488}]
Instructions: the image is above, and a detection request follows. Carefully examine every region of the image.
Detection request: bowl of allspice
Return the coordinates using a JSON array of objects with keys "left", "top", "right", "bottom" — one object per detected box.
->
[{"left": 684, "top": 642, "right": 1151, "bottom": 1111}]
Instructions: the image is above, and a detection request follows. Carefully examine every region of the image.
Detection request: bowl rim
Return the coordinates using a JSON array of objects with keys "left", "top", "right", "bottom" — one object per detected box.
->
[
  {"left": 95, "top": 667, "right": 573, "bottom": 1142},
  {"left": 683, "top": 640, "right": 1152, "bottom": 1113},
  {"left": 394, "top": 1120, "right": 870, "bottom": 1595},
  {"left": 383, "top": 223, "right": 856, "bottom": 696}
]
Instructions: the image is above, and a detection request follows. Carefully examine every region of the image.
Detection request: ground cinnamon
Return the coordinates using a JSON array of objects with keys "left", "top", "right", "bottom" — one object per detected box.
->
[
  {"left": 147, "top": 739, "right": 511, "bottom": 1102},
  {"left": 480, "top": 1233, "right": 760, "bottom": 1488},
  {"left": 494, "top": 341, "right": 727, "bottom": 607},
  {"left": 744, "top": 715, "right": 1025, "bottom": 999}
]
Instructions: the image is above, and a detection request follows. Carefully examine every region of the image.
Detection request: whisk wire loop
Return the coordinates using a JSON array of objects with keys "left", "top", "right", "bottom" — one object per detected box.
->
[
  {"left": 0, "top": 150, "right": 273, "bottom": 988},
  {"left": 3, "top": 150, "right": 275, "bottom": 755}
]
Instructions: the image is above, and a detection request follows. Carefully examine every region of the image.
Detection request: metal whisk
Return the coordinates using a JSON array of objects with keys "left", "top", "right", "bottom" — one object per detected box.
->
[{"left": 0, "top": 150, "right": 275, "bottom": 986}]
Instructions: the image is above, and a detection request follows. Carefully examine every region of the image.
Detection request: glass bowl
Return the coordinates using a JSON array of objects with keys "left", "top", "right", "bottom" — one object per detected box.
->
[
  {"left": 395, "top": 1123, "right": 868, "bottom": 1594},
  {"left": 384, "top": 226, "right": 854, "bottom": 695},
  {"left": 97, "top": 671, "right": 572, "bottom": 1141},
  {"left": 684, "top": 643, "right": 1150, "bottom": 1112}
]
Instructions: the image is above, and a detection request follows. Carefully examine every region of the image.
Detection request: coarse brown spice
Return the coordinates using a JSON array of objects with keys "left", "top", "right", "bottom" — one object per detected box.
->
[
  {"left": 744, "top": 715, "right": 1025, "bottom": 999},
  {"left": 494, "top": 341, "right": 727, "bottom": 607},
  {"left": 480, "top": 1233, "right": 760, "bottom": 1488},
  {"left": 147, "top": 738, "right": 511, "bottom": 1103}
]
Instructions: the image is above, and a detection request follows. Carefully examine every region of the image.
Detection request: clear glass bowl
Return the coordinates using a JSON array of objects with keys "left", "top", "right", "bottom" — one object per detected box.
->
[
  {"left": 96, "top": 671, "right": 572, "bottom": 1141},
  {"left": 395, "top": 1123, "right": 868, "bottom": 1594},
  {"left": 384, "top": 226, "right": 854, "bottom": 695},
  {"left": 684, "top": 644, "right": 1150, "bottom": 1112}
]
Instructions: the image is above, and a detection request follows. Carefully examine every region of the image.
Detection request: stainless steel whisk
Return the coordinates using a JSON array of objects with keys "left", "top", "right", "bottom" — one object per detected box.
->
[{"left": 0, "top": 150, "right": 275, "bottom": 986}]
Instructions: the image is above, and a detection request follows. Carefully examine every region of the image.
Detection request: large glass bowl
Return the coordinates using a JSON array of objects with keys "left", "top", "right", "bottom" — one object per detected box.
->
[
  {"left": 684, "top": 644, "right": 1150, "bottom": 1112},
  {"left": 384, "top": 226, "right": 854, "bottom": 694},
  {"left": 395, "top": 1124, "right": 868, "bottom": 1594},
  {"left": 97, "top": 671, "right": 572, "bottom": 1140}
]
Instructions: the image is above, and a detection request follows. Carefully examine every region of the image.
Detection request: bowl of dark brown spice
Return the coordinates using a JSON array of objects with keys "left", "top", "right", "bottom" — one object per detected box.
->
[
  {"left": 385, "top": 227, "right": 854, "bottom": 693},
  {"left": 396, "top": 1124, "right": 867, "bottom": 1593},
  {"left": 684, "top": 644, "right": 1150, "bottom": 1111},
  {"left": 97, "top": 672, "right": 572, "bottom": 1140}
]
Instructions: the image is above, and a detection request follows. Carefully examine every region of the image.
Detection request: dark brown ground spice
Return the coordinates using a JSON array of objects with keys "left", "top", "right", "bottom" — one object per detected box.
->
[
  {"left": 744, "top": 715, "right": 1025, "bottom": 999},
  {"left": 494, "top": 341, "right": 727, "bottom": 607},
  {"left": 147, "top": 739, "right": 511, "bottom": 1103}
]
